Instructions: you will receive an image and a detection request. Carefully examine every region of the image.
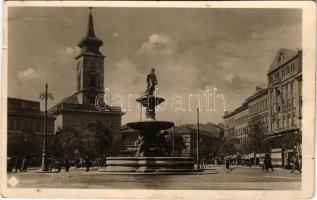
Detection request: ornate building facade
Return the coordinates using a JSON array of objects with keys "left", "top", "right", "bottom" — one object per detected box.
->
[{"left": 49, "top": 10, "right": 123, "bottom": 157}]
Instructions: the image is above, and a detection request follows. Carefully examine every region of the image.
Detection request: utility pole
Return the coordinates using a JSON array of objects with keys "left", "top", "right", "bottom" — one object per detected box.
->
[
  {"left": 196, "top": 107, "right": 200, "bottom": 170},
  {"left": 39, "top": 83, "right": 53, "bottom": 172}
]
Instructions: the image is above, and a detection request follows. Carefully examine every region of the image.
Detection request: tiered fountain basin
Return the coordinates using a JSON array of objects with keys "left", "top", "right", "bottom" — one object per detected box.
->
[{"left": 99, "top": 157, "right": 196, "bottom": 173}]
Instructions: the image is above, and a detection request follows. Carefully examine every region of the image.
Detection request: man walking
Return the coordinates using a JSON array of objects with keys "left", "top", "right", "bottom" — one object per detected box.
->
[{"left": 65, "top": 157, "right": 70, "bottom": 172}]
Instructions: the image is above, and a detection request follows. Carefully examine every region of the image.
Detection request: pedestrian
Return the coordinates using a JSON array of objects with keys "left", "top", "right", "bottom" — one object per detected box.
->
[
  {"left": 85, "top": 156, "right": 91, "bottom": 172},
  {"left": 263, "top": 154, "right": 269, "bottom": 172},
  {"left": 291, "top": 155, "right": 301, "bottom": 173},
  {"left": 225, "top": 156, "right": 232, "bottom": 173},
  {"left": 49, "top": 157, "right": 55, "bottom": 173},
  {"left": 14, "top": 157, "right": 22, "bottom": 173},
  {"left": 65, "top": 157, "right": 70, "bottom": 172},
  {"left": 56, "top": 159, "right": 62, "bottom": 173},
  {"left": 22, "top": 157, "right": 28, "bottom": 172},
  {"left": 202, "top": 158, "right": 206, "bottom": 169},
  {"left": 7, "top": 157, "right": 14, "bottom": 173},
  {"left": 268, "top": 156, "right": 274, "bottom": 171}
]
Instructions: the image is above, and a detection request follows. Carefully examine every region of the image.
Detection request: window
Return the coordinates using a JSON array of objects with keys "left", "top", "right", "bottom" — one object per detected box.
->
[
  {"left": 89, "top": 76, "right": 97, "bottom": 88},
  {"left": 278, "top": 53, "right": 285, "bottom": 64},
  {"left": 282, "top": 69, "right": 285, "bottom": 76},
  {"left": 286, "top": 66, "right": 290, "bottom": 73},
  {"left": 291, "top": 63, "right": 295, "bottom": 71},
  {"left": 77, "top": 74, "right": 81, "bottom": 90},
  {"left": 292, "top": 97, "right": 296, "bottom": 109},
  {"left": 89, "top": 96, "right": 95, "bottom": 104},
  {"left": 21, "top": 102, "right": 27, "bottom": 109},
  {"left": 283, "top": 116, "right": 286, "bottom": 127}
]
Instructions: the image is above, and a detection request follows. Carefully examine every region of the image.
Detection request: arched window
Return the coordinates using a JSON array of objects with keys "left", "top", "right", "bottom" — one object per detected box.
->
[{"left": 278, "top": 52, "right": 285, "bottom": 64}]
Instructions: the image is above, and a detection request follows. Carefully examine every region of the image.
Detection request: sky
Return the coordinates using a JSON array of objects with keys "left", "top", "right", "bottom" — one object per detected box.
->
[{"left": 8, "top": 7, "right": 302, "bottom": 125}]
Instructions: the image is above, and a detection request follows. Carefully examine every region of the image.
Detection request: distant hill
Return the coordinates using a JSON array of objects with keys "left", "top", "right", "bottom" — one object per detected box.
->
[{"left": 173, "top": 122, "right": 221, "bottom": 138}]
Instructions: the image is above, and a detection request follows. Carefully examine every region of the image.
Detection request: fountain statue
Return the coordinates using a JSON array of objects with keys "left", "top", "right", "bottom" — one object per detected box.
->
[{"left": 101, "top": 68, "right": 196, "bottom": 173}]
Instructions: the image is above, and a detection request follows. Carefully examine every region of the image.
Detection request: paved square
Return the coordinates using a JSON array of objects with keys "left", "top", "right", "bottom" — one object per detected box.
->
[{"left": 8, "top": 166, "right": 301, "bottom": 190}]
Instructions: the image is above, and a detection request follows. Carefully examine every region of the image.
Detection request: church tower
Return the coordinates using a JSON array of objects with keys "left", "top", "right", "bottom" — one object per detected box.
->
[
  {"left": 75, "top": 8, "right": 105, "bottom": 105},
  {"left": 50, "top": 9, "right": 123, "bottom": 157}
]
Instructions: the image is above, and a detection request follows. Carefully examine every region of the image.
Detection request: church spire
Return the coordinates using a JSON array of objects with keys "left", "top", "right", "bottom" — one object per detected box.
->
[
  {"left": 76, "top": 7, "right": 104, "bottom": 59},
  {"left": 87, "top": 7, "right": 96, "bottom": 37}
]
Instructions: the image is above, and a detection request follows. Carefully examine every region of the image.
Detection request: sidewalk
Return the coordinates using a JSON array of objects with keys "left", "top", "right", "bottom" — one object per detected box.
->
[{"left": 203, "top": 164, "right": 287, "bottom": 171}]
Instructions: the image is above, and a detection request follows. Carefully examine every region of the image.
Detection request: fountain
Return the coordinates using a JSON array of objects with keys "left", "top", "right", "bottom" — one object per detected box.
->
[{"left": 101, "top": 68, "right": 196, "bottom": 173}]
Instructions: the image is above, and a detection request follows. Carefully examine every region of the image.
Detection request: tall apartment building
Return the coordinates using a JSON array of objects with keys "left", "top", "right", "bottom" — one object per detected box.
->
[
  {"left": 246, "top": 87, "right": 269, "bottom": 137},
  {"left": 267, "top": 48, "right": 302, "bottom": 149},
  {"left": 223, "top": 102, "right": 248, "bottom": 152}
]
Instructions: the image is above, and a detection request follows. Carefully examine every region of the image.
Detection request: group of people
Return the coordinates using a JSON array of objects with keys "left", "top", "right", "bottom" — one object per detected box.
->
[
  {"left": 47, "top": 156, "right": 92, "bottom": 172},
  {"left": 8, "top": 156, "right": 29, "bottom": 173},
  {"left": 8, "top": 155, "right": 94, "bottom": 173},
  {"left": 224, "top": 153, "right": 301, "bottom": 173},
  {"left": 47, "top": 157, "right": 70, "bottom": 173}
]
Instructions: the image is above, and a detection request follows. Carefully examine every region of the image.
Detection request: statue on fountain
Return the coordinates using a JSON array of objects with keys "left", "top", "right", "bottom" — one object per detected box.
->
[{"left": 145, "top": 68, "right": 157, "bottom": 96}]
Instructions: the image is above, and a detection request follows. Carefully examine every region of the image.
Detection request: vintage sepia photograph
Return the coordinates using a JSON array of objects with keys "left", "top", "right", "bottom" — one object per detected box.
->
[{"left": 1, "top": 1, "right": 316, "bottom": 199}]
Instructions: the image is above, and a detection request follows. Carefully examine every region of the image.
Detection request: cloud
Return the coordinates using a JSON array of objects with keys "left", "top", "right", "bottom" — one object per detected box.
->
[
  {"left": 65, "top": 46, "right": 80, "bottom": 56},
  {"left": 18, "top": 67, "right": 44, "bottom": 81},
  {"left": 138, "top": 34, "right": 177, "bottom": 56}
]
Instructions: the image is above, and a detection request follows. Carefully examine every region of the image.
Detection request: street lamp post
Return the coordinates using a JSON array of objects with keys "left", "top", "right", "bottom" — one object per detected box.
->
[
  {"left": 39, "top": 83, "right": 54, "bottom": 172},
  {"left": 196, "top": 107, "right": 200, "bottom": 170},
  {"left": 109, "top": 116, "right": 112, "bottom": 157},
  {"left": 172, "top": 126, "right": 175, "bottom": 156}
]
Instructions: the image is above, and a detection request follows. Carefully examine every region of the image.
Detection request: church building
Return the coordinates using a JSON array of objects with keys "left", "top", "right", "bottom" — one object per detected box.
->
[{"left": 49, "top": 9, "right": 123, "bottom": 157}]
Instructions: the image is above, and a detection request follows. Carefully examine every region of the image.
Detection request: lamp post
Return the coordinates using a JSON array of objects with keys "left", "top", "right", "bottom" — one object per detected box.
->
[
  {"left": 172, "top": 126, "right": 175, "bottom": 156},
  {"left": 39, "top": 83, "right": 54, "bottom": 171},
  {"left": 109, "top": 116, "right": 112, "bottom": 157},
  {"left": 196, "top": 107, "right": 200, "bottom": 170}
]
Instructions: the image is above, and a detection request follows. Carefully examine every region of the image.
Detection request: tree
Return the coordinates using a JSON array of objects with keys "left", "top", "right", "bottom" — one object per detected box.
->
[
  {"left": 86, "top": 120, "right": 111, "bottom": 159},
  {"left": 222, "top": 139, "right": 236, "bottom": 155},
  {"left": 8, "top": 127, "right": 44, "bottom": 164},
  {"left": 50, "top": 126, "right": 83, "bottom": 160},
  {"left": 174, "top": 135, "right": 186, "bottom": 156},
  {"left": 243, "top": 117, "right": 268, "bottom": 154}
]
